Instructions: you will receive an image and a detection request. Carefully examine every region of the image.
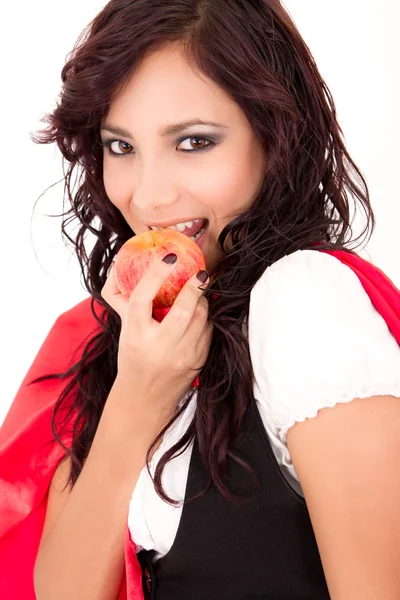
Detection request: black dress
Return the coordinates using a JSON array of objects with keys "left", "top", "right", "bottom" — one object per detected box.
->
[{"left": 137, "top": 394, "right": 331, "bottom": 599}]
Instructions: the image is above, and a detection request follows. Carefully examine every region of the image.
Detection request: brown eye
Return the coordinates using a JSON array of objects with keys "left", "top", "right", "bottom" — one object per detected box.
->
[
  {"left": 115, "top": 141, "right": 133, "bottom": 154},
  {"left": 177, "top": 136, "right": 212, "bottom": 152},
  {"left": 102, "top": 140, "right": 134, "bottom": 155},
  {"left": 190, "top": 137, "right": 207, "bottom": 150}
]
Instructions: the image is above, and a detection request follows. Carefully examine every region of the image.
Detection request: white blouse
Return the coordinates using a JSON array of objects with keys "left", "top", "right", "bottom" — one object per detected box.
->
[{"left": 128, "top": 249, "right": 400, "bottom": 560}]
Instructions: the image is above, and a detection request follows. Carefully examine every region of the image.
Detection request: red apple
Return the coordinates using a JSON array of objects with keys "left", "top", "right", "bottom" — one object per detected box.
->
[
  {"left": 114, "top": 228, "right": 206, "bottom": 310},
  {"left": 114, "top": 228, "right": 207, "bottom": 389}
]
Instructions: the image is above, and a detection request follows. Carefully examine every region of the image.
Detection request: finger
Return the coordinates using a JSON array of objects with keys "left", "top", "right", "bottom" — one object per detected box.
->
[
  {"left": 160, "top": 270, "right": 210, "bottom": 345},
  {"left": 182, "top": 295, "right": 211, "bottom": 348},
  {"left": 187, "top": 320, "right": 214, "bottom": 378},
  {"left": 101, "top": 261, "right": 129, "bottom": 320},
  {"left": 128, "top": 254, "right": 179, "bottom": 330}
]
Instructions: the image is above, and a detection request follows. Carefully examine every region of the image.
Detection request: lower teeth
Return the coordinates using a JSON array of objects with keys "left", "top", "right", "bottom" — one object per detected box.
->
[{"left": 190, "top": 223, "right": 207, "bottom": 242}]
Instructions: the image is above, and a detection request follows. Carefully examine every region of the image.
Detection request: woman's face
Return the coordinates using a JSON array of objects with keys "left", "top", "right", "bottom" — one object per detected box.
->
[{"left": 101, "top": 45, "right": 266, "bottom": 274}]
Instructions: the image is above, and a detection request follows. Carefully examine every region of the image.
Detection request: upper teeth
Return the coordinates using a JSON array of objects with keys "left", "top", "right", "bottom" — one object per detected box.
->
[{"left": 150, "top": 219, "right": 202, "bottom": 232}]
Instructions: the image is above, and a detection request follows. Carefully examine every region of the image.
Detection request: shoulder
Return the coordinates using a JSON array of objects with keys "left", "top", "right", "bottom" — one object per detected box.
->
[
  {"left": 249, "top": 248, "right": 387, "bottom": 333},
  {"left": 250, "top": 248, "right": 367, "bottom": 306},
  {"left": 248, "top": 249, "right": 400, "bottom": 443},
  {"left": 249, "top": 248, "right": 379, "bottom": 351}
]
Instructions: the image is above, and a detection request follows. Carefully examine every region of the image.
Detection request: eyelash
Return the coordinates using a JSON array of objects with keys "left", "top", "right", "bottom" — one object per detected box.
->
[{"left": 101, "top": 135, "right": 215, "bottom": 157}]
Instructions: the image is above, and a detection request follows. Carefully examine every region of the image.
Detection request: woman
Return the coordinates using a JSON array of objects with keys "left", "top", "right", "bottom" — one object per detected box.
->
[{"left": 1, "top": 0, "right": 400, "bottom": 598}]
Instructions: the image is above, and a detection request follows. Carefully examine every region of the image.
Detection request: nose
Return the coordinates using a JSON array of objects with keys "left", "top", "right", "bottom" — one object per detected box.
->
[{"left": 132, "top": 159, "right": 180, "bottom": 213}]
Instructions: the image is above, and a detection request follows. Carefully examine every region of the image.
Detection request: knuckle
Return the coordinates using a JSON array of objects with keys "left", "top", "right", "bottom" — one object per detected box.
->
[
  {"left": 197, "top": 295, "right": 209, "bottom": 308},
  {"left": 194, "top": 303, "right": 208, "bottom": 320},
  {"left": 173, "top": 305, "right": 191, "bottom": 321},
  {"left": 129, "top": 293, "right": 147, "bottom": 308}
]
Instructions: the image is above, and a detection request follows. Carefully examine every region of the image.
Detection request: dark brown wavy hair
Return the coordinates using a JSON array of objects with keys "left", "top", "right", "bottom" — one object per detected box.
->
[{"left": 30, "top": 0, "right": 374, "bottom": 506}]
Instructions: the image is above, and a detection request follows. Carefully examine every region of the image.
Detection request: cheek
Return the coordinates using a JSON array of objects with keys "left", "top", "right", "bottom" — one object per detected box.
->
[
  {"left": 187, "top": 153, "right": 259, "bottom": 216},
  {"left": 103, "top": 160, "right": 133, "bottom": 209}
]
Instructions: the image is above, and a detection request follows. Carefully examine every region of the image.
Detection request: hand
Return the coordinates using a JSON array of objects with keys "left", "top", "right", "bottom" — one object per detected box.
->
[{"left": 101, "top": 253, "right": 213, "bottom": 419}]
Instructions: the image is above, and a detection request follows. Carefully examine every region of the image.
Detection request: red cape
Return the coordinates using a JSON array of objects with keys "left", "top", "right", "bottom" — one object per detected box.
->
[{"left": 1, "top": 248, "right": 399, "bottom": 598}]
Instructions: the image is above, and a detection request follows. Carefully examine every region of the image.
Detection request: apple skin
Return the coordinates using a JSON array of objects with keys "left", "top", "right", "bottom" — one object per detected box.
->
[{"left": 114, "top": 228, "right": 206, "bottom": 310}]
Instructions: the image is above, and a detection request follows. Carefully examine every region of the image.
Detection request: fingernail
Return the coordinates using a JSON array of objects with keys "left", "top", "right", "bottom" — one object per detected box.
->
[
  {"left": 163, "top": 253, "right": 177, "bottom": 264},
  {"left": 196, "top": 270, "right": 209, "bottom": 283}
]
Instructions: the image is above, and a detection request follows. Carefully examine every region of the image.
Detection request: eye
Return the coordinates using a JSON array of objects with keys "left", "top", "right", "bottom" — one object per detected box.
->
[
  {"left": 177, "top": 136, "right": 213, "bottom": 152},
  {"left": 102, "top": 140, "right": 133, "bottom": 156}
]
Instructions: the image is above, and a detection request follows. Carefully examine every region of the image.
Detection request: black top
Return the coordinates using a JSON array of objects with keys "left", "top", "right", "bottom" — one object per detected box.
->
[{"left": 137, "top": 395, "right": 330, "bottom": 599}]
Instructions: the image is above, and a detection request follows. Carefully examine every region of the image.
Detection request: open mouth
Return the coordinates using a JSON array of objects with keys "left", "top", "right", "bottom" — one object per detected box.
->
[
  {"left": 190, "top": 219, "right": 209, "bottom": 242},
  {"left": 147, "top": 218, "right": 209, "bottom": 242}
]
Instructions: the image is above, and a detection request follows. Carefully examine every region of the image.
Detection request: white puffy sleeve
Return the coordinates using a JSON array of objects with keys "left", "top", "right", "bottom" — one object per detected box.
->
[{"left": 248, "top": 249, "right": 400, "bottom": 444}]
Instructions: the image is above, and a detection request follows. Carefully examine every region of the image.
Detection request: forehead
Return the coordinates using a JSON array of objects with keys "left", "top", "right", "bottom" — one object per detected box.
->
[{"left": 107, "top": 45, "right": 239, "bottom": 127}]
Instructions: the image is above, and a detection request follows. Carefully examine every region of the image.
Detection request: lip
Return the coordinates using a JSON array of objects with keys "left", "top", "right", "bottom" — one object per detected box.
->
[{"left": 143, "top": 217, "right": 207, "bottom": 229}]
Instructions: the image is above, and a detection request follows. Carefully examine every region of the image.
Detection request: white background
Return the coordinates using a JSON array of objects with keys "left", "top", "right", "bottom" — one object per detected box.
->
[{"left": 1, "top": 0, "right": 399, "bottom": 426}]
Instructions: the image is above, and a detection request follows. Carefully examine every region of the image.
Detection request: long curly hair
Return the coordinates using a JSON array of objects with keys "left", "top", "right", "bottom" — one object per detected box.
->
[{"left": 30, "top": 0, "right": 374, "bottom": 506}]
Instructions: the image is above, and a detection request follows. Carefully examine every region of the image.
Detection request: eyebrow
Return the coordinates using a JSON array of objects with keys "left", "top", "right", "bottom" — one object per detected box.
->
[{"left": 100, "top": 119, "right": 229, "bottom": 139}]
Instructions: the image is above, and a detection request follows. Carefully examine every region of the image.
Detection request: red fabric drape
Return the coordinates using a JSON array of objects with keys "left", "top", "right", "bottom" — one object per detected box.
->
[{"left": 1, "top": 249, "right": 399, "bottom": 598}]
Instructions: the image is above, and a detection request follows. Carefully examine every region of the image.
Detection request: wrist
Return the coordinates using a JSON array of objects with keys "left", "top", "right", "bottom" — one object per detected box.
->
[{"left": 106, "top": 376, "right": 175, "bottom": 434}]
